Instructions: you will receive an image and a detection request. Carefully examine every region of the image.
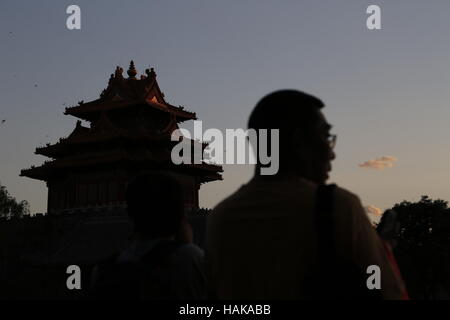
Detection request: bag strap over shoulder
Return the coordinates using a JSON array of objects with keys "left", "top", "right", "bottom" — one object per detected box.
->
[
  {"left": 313, "top": 184, "right": 383, "bottom": 299},
  {"left": 314, "top": 184, "right": 337, "bottom": 266}
]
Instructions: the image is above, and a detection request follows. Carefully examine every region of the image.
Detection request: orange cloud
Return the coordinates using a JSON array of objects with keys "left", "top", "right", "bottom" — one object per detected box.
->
[
  {"left": 365, "top": 205, "right": 383, "bottom": 216},
  {"left": 365, "top": 205, "right": 384, "bottom": 225},
  {"left": 359, "top": 156, "right": 398, "bottom": 170}
]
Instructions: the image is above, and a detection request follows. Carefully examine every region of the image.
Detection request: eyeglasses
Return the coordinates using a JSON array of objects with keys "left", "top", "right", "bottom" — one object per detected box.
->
[{"left": 327, "top": 134, "right": 337, "bottom": 149}]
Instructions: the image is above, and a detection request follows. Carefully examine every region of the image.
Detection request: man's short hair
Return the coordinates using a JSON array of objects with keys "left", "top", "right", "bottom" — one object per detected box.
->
[
  {"left": 248, "top": 89, "right": 324, "bottom": 132},
  {"left": 126, "top": 173, "right": 184, "bottom": 238},
  {"left": 248, "top": 90, "right": 325, "bottom": 159}
]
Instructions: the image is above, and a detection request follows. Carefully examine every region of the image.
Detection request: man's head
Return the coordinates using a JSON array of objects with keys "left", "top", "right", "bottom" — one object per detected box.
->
[
  {"left": 126, "top": 173, "right": 184, "bottom": 238},
  {"left": 248, "top": 90, "right": 335, "bottom": 184}
]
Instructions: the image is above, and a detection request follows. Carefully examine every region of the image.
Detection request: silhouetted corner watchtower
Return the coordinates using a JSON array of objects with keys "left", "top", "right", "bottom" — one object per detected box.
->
[{"left": 21, "top": 61, "right": 222, "bottom": 215}]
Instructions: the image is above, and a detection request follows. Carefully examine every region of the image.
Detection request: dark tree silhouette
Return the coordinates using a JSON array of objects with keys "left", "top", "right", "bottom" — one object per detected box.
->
[
  {"left": 390, "top": 196, "right": 450, "bottom": 299},
  {"left": 0, "top": 182, "right": 30, "bottom": 219}
]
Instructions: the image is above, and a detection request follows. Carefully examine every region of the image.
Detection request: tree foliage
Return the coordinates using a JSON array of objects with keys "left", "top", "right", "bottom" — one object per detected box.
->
[
  {"left": 390, "top": 196, "right": 450, "bottom": 299},
  {"left": 0, "top": 182, "right": 30, "bottom": 219}
]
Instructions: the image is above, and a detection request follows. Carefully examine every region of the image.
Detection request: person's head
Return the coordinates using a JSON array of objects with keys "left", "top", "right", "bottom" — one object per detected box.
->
[
  {"left": 248, "top": 90, "right": 336, "bottom": 184},
  {"left": 377, "top": 209, "right": 399, "bottom": 247},
  {"left": 126, "top": 173, "right": 184, "bottom": 239}
]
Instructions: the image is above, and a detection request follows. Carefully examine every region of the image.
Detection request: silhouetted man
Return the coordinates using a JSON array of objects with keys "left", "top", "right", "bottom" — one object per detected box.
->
[
  {"left": 90, "top": 173, "right": 205, "bottom": 299},
  {"left": 206, "top": 90, "right": 407, "bottom": 299}
]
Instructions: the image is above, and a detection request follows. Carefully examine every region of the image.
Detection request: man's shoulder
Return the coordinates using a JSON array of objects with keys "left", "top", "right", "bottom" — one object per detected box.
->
[
  {"left": 333, "top": 185, "right": 362, "bottom": 207},
  {"left": 210, "top": 181, "right": 364, "bottom": 224},
  {"left": 212, "top": 192, "right": 237, "bottom": 212},
  {"left": 213, "top": 182, "right": 361, "bottom": 206},
  {"left": 210, "top": 184, "right": 248, "bottom": 216},
  {"left": 332, "top": 185, "right": 371, "bottom": 228}
]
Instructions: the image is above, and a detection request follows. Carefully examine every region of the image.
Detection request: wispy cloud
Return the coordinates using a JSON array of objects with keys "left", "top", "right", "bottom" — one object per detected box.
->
[
  {"left": 359, "top": 156, "right": 398, "bottom": 170},
  {"left": 365, "top": 205, "right": 383, "bottom": 216},
  {"left": 365, "top": 205, "right": 384, "bottom": 224}
]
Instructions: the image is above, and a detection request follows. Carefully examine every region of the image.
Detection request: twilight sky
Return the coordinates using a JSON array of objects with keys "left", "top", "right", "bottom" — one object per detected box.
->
[{"left": 1, "top": 1, "right": 450, "bottom": 215}]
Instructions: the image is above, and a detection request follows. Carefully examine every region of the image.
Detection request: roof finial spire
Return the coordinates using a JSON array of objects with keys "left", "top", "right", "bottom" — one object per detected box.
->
[
  {"left": 127, "top": 60, "right": 137, "bottom": 79},
  {"left": 115, "top": 66, "right": 123, "bottom": 78},
  {"left": 145, "top": 67, "right": 156, "bottom": 78}
]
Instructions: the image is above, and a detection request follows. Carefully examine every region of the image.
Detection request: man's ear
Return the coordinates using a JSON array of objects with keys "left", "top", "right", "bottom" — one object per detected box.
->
[{"left": 291, "top": 128, "right": 307, "bottom": 156}]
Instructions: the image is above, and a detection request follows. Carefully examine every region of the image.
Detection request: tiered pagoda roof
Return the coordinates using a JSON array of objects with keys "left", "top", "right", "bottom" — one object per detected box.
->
[
  {"left": 64, "top": 62, "right": 196, "bottom": 122},
  {"left": 21, "top": 61, "right": 222, "bottom": 183}
]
